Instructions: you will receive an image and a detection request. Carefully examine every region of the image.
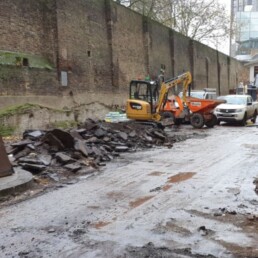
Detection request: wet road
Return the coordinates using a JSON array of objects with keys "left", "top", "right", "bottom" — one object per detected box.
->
[{"left": 0, "top": 124, "right": 258, "bottom": 257}]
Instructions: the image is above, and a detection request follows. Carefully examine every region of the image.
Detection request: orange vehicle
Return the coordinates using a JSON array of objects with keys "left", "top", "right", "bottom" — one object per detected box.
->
[{"left": 163, "top": 95, "right": 225, "bottom": 128}]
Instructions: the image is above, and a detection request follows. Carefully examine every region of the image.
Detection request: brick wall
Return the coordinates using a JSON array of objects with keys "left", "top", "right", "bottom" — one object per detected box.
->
[
  {"left": 56, "top": 0, "right": 113, "bottom": 93},
  {"left": 0, "top": 0, "right": 57, "bottom": 63},
  {"left": 0, "top": 0, "right": 248, "bottom": 111}
]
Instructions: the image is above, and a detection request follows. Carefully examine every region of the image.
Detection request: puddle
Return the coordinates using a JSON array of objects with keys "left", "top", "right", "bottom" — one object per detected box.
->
[
  {"left": 148, "top": 171, "right": 164, "bottom": 176},
  {"left": 87, "top": 206, "right": 100, "bottom": 209},
  {"left": 129, "top": 196, "right": 154, "bottom": 208},
  {"left": 226, "top": 187, "right": 240, "bottom": 195},
  {"left": 106, "top": 191, "right": 123, "bottom": 199},
  {"left": 93, "top": 221, "right": 111, "bottom": 229},
  {"left": 242, "top": 144, "right": 258, "bottom": 149},
  {"left": 124, "top": 181, "right": 136, "bottom": 187},
  {"left": 167, "top": 172, "right": 196, "bottom": 183},
  {"left": 165, "top": 221, "right": 191, "bottom": 235},
  {"left": 162, "top": 184, "right": 172, "bottom": 191}
]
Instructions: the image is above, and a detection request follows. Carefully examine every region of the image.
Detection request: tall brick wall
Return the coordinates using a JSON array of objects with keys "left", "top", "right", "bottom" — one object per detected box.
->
[
  {"left": 172, "top": 31, "right": 192, "bottom": 77},
  {"left": 107, "top": 3, "right": 147, "bottom": 89},
  {"left": 0, "top": 0, "right": 247, "bottom": 111},
  {"left": 0, "top": 0, "right": 59, "bottom": 97},
  {"left": 0, "top": 0, "right": 57, "bottom": 63},
  {"left": 56, "top": 0, "right": 113, "bottom": 93},
  {"left": 193, "top": 42, "right": 218, "bottom": 91},
  {"left": 146, "top": 20, "right": 173, "bottom": 79},
  {"left": 0, "top": 66, "right": 59, "bottom": 96}
]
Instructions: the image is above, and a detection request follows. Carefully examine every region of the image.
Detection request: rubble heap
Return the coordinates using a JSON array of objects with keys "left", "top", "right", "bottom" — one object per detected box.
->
[{"left": 5, "top": 119, "right": 183, "bottom": 184}]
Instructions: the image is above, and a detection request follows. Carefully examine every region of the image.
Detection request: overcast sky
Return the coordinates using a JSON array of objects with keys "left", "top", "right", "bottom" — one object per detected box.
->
[{"left": 216, "top": 0, "right": 231, "bottom": 55}]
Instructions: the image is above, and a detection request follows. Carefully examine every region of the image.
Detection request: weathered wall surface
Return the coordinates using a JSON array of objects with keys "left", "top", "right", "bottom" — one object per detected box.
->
[
  {"left": 193, "top": 42, "right": 218, "bottom": 91},
  {"left": 0, "top": 0, "right": 57, "bottom": 60},
  {"left": 0, "top": 0, "right": 247, "bottom": 115},
  {"left": 0, "top": 0, "right": 59, "bottom": 99},
  {"left": 172, "top": 31, "right": 192, "bottom": 77},
  {"left": 146, "top": 20, "right": 173, "bottom": 79},
  {"left": 56, "top": 0, "right": 113, "bottom": 93},
  {"left": 109, "top": 4, "right": 147, "bottom": 90}
]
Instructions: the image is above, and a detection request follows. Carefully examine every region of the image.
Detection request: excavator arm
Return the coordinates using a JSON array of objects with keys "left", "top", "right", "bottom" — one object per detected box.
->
[{"left": 155, "top": 71, "right": 192, "bottom": 116}]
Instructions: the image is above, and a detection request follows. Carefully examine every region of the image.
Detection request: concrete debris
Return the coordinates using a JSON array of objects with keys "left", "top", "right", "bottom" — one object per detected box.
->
[
  {"left": 198, "top": 226, "right": 209, "bottom": 236},
  {"left": 23, "top": 130, "right": 44, "bottom": 140},
  {"left": 247, "top": 214, "right": 258, "bottom": 221},
  {"left": 64, "top": 163, "right": 82, "bottom": 173},
  {"left": 3, "top": 119, "right": 183, "bottom": 188},
  {"left": 55, "top": 153, "right": 75, "bottom": 164},
  {"left": 214, "top": 208, "right": 237, "bottom": 217}
]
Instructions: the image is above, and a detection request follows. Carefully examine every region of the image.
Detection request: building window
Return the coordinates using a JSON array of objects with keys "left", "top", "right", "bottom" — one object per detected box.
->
[{"left": 23, "top": 58, "right": 29, "bottom": 66}]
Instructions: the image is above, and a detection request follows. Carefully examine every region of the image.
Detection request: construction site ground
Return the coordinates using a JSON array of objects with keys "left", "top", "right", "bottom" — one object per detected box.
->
[{"left": 0, "top": 123, "right": 258, "bottom": 258}]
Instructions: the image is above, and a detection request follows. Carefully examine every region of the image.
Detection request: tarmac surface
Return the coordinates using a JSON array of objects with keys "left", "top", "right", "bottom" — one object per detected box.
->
[{"left": 0, "top": 124, "right": 257, "bottom": 257}]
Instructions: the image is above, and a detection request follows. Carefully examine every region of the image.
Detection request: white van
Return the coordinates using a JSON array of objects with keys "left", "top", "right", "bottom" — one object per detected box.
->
[{"left": 179, "top": 88, "right": 217, "bottom": 100}]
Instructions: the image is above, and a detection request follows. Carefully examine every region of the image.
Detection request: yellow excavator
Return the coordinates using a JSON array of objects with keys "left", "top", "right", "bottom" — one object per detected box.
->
[
  {"left": 126, "top": 71, "right": 224, "bottom": 128},
  {"left": 126, "top": 72, "right": 192, "bottom": 125}
]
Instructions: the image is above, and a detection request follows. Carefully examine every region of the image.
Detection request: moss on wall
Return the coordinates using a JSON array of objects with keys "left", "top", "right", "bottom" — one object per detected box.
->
[
  {"left": 0, "top": 51, "right": 54, "bottom": 69},
  {"left": 49, "top": 120, "right": 78, "bottom": 129},
  {"left": 0, "top": 125, "right": 15, "bottom": 137},
  {"left": 0, "top": 103, "right": 40, "bottom": 119}
]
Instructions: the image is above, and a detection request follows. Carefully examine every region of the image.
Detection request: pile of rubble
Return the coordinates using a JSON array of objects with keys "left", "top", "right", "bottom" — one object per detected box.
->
[{"left": 4, "top": 119, "right": 184, "bottom": 185}]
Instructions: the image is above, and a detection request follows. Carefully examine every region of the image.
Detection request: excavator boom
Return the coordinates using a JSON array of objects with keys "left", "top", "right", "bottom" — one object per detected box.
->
[{"left": 155, "top": 72, "right": 192, "bottom": 115}]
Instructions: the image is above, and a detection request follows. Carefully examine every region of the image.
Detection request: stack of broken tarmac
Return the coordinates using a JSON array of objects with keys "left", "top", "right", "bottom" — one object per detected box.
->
[{"left": 4, "top": 119, "right": 183, "bottom": 183}]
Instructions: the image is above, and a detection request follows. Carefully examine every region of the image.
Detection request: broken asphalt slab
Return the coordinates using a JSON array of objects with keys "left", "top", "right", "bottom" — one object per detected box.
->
[
  {"left": 0, "top": 167, "right": 33, "bottom": 198},
  {"left": 1, "top": 120, "right": 207, "bottom": 201}
]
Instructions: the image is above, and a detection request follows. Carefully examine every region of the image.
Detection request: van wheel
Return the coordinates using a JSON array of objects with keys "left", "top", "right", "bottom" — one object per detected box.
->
[
  {"left": 190, "top": 113, "right": 205, "bottom": 129},
  {"left": 205, "top": 114, "right": 217, "bottom": 128},
  {"left": 251, "top": 110, "right": 257, "bottom": 123},
  {"left": 240, "top": 113, "right": 247, "bottom": 126}
]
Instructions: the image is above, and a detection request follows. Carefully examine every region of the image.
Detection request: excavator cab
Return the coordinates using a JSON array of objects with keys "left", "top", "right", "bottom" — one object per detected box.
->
[{"left": 126, "top": 80, "right": 159, "bottom": 120}]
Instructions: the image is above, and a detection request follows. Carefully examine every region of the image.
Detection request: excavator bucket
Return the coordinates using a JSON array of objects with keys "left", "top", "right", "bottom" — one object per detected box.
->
[{"left": 0, "top": 136, "right": 14, "bottom": 177}]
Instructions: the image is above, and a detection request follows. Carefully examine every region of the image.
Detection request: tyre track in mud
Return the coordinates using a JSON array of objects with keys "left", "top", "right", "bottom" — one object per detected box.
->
[{"left": 83, "top": 126, "right": 258, "bottom": 257}]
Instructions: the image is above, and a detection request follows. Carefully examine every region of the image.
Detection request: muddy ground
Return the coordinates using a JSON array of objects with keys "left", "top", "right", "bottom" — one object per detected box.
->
[{"left": 0, "top": 123, "right": 258, "bottom": 258}]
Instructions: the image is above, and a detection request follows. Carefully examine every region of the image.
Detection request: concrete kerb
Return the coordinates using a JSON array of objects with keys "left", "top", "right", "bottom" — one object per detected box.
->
[{"left": 0, "top": 167, "right": 33, "bottom": 198}]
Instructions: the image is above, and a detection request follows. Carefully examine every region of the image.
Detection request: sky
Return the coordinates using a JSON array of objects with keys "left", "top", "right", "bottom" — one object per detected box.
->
[{"left": 213, "top": 0, "right": 231, "bottom": 55}]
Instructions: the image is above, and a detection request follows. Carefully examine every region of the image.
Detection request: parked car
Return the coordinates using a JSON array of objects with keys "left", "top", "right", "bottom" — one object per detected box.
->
[{"left": 214, "top": 95, "right": 258, "bottom": 125}]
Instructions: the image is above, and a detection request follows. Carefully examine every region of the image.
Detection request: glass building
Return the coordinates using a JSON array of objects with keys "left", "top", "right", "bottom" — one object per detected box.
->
[
  {"left": 232, "top": 0, "right": 258, "bottom": 56},
  {"left": 231, "top": 1, "right": 258, "bottom": 84}
]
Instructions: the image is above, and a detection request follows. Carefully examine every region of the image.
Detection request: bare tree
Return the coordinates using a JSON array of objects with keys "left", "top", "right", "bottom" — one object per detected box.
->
[
  {"left": 164, "top": 0, "right": 230, "bottom": 45},
  {"left": 115, "top": 0, "right": 231, "bottom": 50},
  {"left": 115, "top": 0, "right": 161, "bottom": 19}
]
